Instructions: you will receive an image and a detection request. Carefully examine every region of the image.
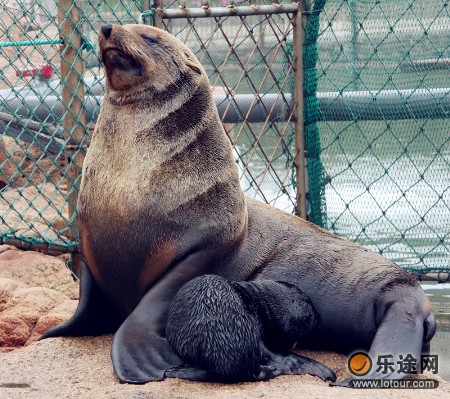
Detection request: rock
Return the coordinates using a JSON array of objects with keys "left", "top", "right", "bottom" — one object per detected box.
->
[
  {"left": 0, "top": 245, "right": 18, "bottom": 255},
  {"left": 0, "top": 278, "right": 22, "bottom": 312},
  {"left": 0, "top": 278, "right": 76, "bottom": 349},
  {"left": 6, "top": 286, "right": 70, "bottom": 313},
  {"left": 0, "top": 314, "right": 31, "bottom": 347},
  {"left": 26, "top": 313, "right": 70, "bottom": 345},
  {"left": 0, "top": 248, "right": 78, "bottom": 299},
  {"left": 0, "top": 248, "right": 79, "bottom": 350}
]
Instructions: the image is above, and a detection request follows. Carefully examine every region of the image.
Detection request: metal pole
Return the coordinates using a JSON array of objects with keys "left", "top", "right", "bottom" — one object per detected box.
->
[
  {"left": 141, "top": 0, "right": 151, "bottom": 25},
  {"left": 152, "top": 0, "right": 164, "bottom": 28},
  {"left": 145, "top": 4, "right": 300, "bottom": 19},
  {"left": 293, "top": 1, "right": 307, "bottom": 219},
  {"left": 3, "top": 88, "right": 450, "bottom": 124},
  {"left": 58, "top": 0, "right": 86, "bottom": 277},
  {"left": 142, "top": 0, "right": 151, "bottom": 12},
  {"left": 349, "top": 0, "right": 360, "bottom": 91}
]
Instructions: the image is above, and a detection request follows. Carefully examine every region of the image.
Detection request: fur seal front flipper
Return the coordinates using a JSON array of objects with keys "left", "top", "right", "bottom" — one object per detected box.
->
[
  {"left": 165, "top": 275, "right": 336, "bottom": 383},
  {"left": 111, "top": 252, "right": 217, "bottom": 383},
  {"left": 40, "top": 260, "right": 123, "bottom": 338}
]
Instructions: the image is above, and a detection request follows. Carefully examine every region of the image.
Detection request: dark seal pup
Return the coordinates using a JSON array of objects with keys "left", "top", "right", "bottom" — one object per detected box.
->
[
  {"left": 166, "top": 275, "right": 334, "bottom": 382},
  {"left": 41, "top": 24, "right": 436, "bottom": 387}
]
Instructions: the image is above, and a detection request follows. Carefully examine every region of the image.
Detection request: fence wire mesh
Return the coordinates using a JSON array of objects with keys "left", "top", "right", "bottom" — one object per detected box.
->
[
  {"left": 316, "top": 0, "right": 450, "bottom": 273},
  {"left": 0, "top": 0, "right": 141, "bottom": 253}
]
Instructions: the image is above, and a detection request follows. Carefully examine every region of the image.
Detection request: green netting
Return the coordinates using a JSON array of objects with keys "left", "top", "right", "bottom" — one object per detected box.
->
[
  {"left": 303, "top": 0, "right": 327, "bottom": 227},
  {"left": 316, "top": 0, "right": 450, "bottom": 273}
]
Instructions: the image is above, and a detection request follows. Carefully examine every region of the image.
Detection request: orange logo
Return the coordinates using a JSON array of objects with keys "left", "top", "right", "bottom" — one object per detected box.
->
[{"left": 348, "top": 352, "right": 372, "bottom": 376}]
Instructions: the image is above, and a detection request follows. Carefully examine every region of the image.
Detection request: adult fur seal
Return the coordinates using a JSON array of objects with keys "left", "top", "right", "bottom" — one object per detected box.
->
[{"left": 41, "top": 23, "right": 436, "bottom": 386}]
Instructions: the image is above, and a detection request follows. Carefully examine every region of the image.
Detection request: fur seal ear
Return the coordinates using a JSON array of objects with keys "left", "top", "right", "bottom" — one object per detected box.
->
[
  {"left": 186, "top": 61, "right": 202, "bottom": 75},
  {"left": 184, "top": 51, "right": 202, "bottom": 74}
]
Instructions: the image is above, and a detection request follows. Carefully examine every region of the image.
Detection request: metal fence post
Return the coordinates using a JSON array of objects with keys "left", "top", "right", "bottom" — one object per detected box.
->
[
  {"left": 152, "top": 0, "right": 164, "bottom": 28},
  {"left": 293, "top": 1, "right": 307, "bottom": 219},
  {"left": 58, "top": 0, "right": 86, "bottom": 276},
  {"left": 142, "top": 0, "right": 151, "bottom": 13}
]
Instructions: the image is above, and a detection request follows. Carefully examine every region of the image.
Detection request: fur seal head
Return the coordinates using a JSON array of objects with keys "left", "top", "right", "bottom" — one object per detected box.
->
[{"left": 98, "top": 23, "right": 203, "bottom": 103}]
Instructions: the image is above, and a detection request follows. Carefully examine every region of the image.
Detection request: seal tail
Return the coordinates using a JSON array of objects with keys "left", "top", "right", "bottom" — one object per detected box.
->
[{"left": 258, "top": 346, "right": 337, "bottom": 382}]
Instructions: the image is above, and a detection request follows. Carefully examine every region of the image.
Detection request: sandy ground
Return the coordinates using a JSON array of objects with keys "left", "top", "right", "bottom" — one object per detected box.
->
[{"left": 0, "top": 336, "right": 448, "bottom": 399}]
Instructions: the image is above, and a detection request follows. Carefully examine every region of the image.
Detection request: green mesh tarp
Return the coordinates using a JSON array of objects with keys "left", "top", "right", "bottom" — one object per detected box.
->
[{"left": 315, "top": 0, "right": 449, "bottom": 273}]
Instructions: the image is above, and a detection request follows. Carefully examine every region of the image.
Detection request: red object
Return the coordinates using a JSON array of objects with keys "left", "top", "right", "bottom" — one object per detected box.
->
[{"left": 16, "top": 64, "right": 53, "bottom": 79}]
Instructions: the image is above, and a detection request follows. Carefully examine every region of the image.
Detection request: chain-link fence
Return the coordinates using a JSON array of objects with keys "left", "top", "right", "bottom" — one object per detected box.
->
[
  {"left": 0, "top": 0, "right": 448, "bottom": 278},
  {"left": 0, "top": 0, "right": 141, "bottom": 255}
]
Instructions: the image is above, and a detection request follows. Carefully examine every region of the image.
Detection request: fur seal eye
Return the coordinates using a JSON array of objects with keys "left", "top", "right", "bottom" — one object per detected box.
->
[{"left": 141, "top": 36, "right": 158, "bottom": 46}]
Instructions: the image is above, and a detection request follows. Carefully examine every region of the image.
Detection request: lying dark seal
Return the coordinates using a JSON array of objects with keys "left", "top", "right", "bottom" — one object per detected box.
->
[
  {"left": 166, "top": 275, "right": 335, "bottom": 382},
  {"left": 41, "top": 23, "right": 436, "bottom": 386}
]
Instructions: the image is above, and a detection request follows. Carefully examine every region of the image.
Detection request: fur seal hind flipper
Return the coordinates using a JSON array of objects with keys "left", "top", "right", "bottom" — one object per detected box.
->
[
  {"left": 331, "top": 287, "right": 436, "bottom": 387},
  {"left": 165, "top": 366, "right": 209, "bottom": 381},
  {"left": 258, "top": 348, "right": 336, "bottom": 382},
  {"left": 40, "top": 260, "right": 123, "bottom": 339},
  {"left": 165, "top": 349, "right": 336, "bottom": 382}
]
